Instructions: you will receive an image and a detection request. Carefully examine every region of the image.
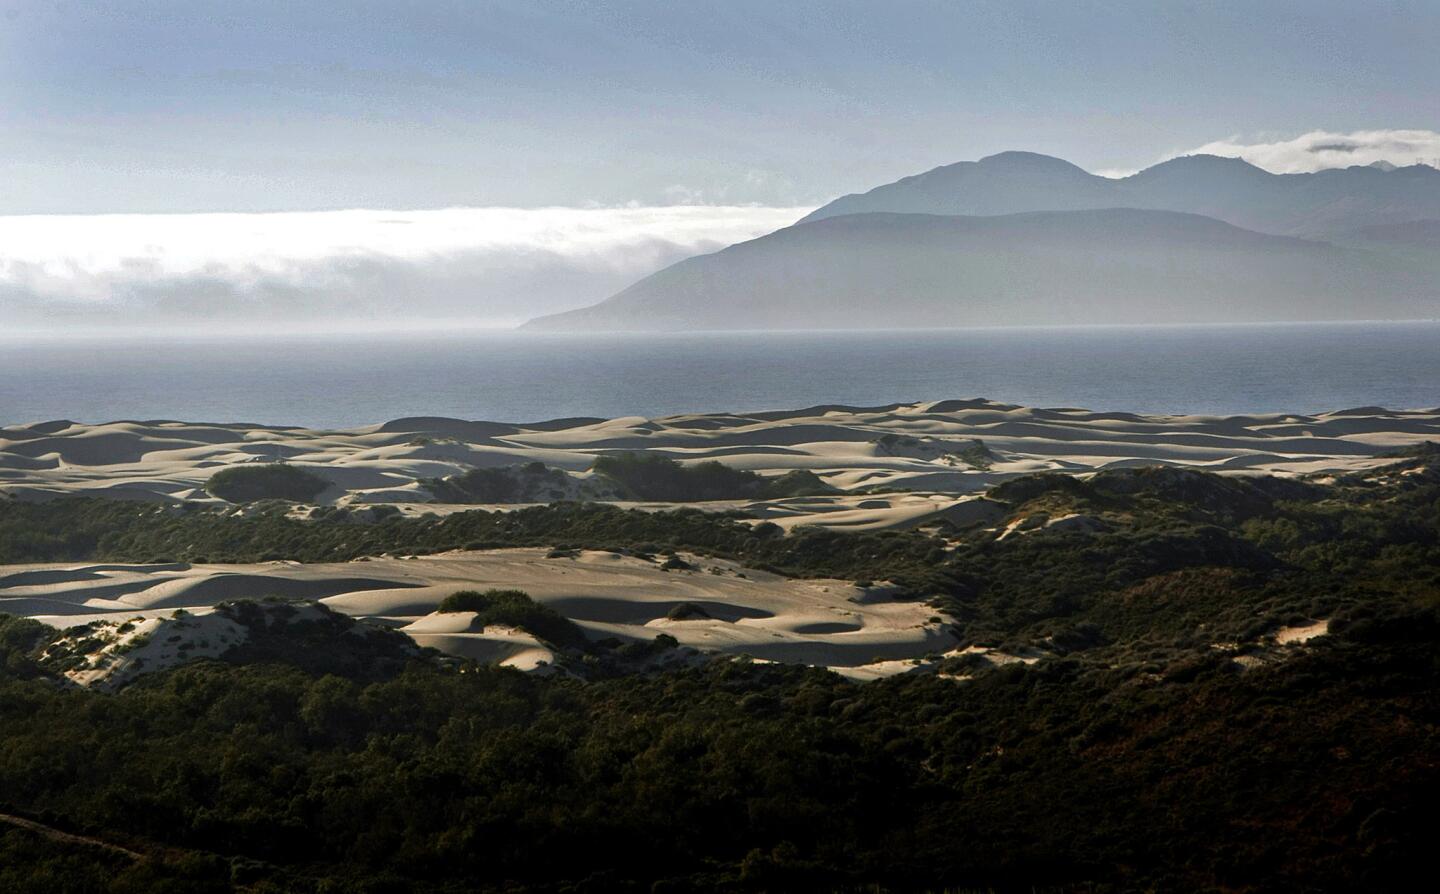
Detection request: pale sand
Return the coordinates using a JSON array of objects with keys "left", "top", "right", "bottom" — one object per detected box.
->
[
  {"left": 3, "top": 398, "right": 1435, "bottom": 532},
  {"left": 0, "top": 400, "right": 1421, "bottom": 680},
  {"left": 1210, "top": 619, "right": 1332, "bottom": 671},
  {"left": 0, "top": 549, "right": 952, "bottom": 677},
  {"left": 1275, "top": 619, "right": 1330, "bottom": 644}
]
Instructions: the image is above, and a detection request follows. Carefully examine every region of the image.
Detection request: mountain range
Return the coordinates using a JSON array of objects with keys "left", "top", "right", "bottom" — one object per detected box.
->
[
  {"left": 798, "top": 151, "right": 1440, "bottom": 236},
  {"left": 524, "top": 152, "right": 1440, "bottom": 331}
]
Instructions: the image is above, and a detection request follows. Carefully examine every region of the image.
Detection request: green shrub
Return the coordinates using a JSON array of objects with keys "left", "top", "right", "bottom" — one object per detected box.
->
[
  {"left": 593, "top": 453, "right": 831, "bottom": 501},
  {"left": 957, "top": 439, "right": 996, "bottom": 470},
  {"left": 666, "top": 602, "right": 712, "bottom": 620},
  {"left": 437, "top": 589, "right": 588, "bottom": 649},
  {"left": 205, "top": 464, "right": 329, "bottom": 503},
  {"left": 757, "top": 469, "right": 833, "bottom": 499},
  {"left": 424, "top": 464, "right": 572, "bottom": 503},
  {"left": 660, "top": 555, "right": 693, "bottom": 571}
]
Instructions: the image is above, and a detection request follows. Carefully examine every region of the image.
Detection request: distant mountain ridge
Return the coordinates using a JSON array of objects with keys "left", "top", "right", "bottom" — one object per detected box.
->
[
  {"left": 523, "top": 150, "right": 1440, "bottom": 332},
  {"left": 524, "top": 208, "right": 1436, "bottom": 331},
  {"left": 800, "top": 150, "right": 1440, "bottom": 237}
]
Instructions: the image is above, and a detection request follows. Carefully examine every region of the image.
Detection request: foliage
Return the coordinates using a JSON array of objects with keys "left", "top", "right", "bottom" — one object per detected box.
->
[
  {"left": 423, "top": 463, "right": 575, "bottom": 503},
  {"left": 0, "top": 454, "right": 1437, "bottom": 890},
  {"left": 593, "top": 452, "right": 832, "bottom": 501},
  {"left": 0, "top": 608, "right": 1433, "bottom": 892},
  {"left": 0, "top": 499, "right": 953, "bottom": 595},
  {"left": 954, "top": 439, "right": 995, "bottom": 470},
  {"left": 214, "top": 599, "right": 426, "bottom": 681},
  {"left": 435, "top": 589, "right": 588, "bottom": 649},
  {"left": 0, "top": 615, "right": 59, "bottom": 680},
  {"left": 204, "top": 464, "right": 330, "bottom": 503}
]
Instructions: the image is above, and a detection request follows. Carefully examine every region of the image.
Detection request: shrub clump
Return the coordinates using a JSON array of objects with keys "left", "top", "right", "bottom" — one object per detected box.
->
[
  {"left": 424, "top": 462, "right": 572, "bottom": 503},
  {"left": 593, "top": 453, "right": 831, "bottom": 502},
  {"left": 666, "top": 602, "right": 712, "bottom": 620},
  {"left": 205, "top": 464, "right": 330, "bottom": 504},
  {"left": 436, "top": 589, "right": 588, "bottom": 649}
]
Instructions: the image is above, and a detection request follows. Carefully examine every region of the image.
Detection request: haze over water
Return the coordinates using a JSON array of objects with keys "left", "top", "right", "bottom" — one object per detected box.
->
[{"left": 2, "top": 322, "right": 1434, "bottom": 428}]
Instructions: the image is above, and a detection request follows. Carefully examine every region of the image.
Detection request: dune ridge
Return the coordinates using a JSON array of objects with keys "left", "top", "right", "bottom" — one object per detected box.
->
[
  {"left": 3, "top": 398, "right": 1432, "bottom": 680},
  {"left": 1, "top": 548, "right": 951, "bottom": 679},
  {"left": 3, "top": 400, "right": 1435, "bottom": 532}
]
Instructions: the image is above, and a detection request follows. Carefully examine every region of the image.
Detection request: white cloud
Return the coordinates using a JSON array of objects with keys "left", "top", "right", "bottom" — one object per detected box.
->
[
  {"left": 0, "top": 205, "right": 810, "bottom": 332},
  {"left": 1170, "top": 129, "right": 1440, "bottom": 174}
]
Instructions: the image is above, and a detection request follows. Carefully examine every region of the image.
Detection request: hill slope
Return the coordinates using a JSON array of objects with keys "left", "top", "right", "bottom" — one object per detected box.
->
[
  {"left": 800, "top": 150, "right": 1440, "bottom": 237},
  {"left": 523, "top": 208, "right": 1437, "bottom": 331}
]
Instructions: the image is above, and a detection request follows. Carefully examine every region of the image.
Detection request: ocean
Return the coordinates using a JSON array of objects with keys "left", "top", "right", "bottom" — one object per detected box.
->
[{"left": 2, "top": 322, "right": 1437, "bottom": 428}]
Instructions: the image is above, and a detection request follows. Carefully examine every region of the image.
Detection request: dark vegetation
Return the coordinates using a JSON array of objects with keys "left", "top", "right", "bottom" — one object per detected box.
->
[
  {"left": 875, "top": 433, "right": 995, "bottom": 470},
  {"left": 421, "top": 455, "right": 832, "bottom": 505},
  {"left": 954, "top": 439, "right": 994, "bottom": 470},
  {"left": 0, "top": 497, "right": 955, "bottom": 595},
  {"left": 2, "top": 600, "right": 425, "bottom": 686},
  {"left": 0, "top": 608, "right": 1433, "bottom": 892},
  {"left": 0, "top": 456, "right": 1436, "bottom": 890},
  {"left": 214, "top": 599, "right": 422, "bottom": 681},
  {"left": 423, "top": 462, "right": 578, "bottom": 503},
  {"left": 205, "top": 464, "right": 330, "bottom": 504},
  {"left": 592, "top": 452, "right": 832, "bottom": 501},
  {"left": 436, "top": 588, "right": 588, "bottom": 649}
]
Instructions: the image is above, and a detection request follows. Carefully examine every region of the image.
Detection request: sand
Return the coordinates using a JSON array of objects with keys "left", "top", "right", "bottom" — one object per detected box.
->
[
  {"left": 1, "top": 398, "right": 1419, "bottom": 680},
  {"left": 3, "top": 398, "right": 1435, "bottom": 531},
  {"left": 0, "top": 549, "right": 953, "bottom": 677},
  {"left": 1275, "top": 620, "right": 1330, "bottom": 644}
]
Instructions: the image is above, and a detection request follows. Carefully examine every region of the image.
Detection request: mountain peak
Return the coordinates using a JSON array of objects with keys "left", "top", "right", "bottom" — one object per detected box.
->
[
  {"left": 798, "top": 148, "right": 1440, "bottom": 235},
  {"left": 523, "top": 206, "right": 1438, "bottom": 332},
  {"left": 1130, "top": 153, "right": 1270, "bottom": 178},
  {"left": 976, "top": 150, "right": 1088, "bottom": 171},
  {"left": 799, "top": 150, "right": 1109, "bottom": 224}
]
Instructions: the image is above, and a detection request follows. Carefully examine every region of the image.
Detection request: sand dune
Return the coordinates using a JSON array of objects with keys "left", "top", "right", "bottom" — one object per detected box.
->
[
  {"left": 401, "top": 615, "right": 560, "bottom": 672},
  {"left": 5, "top": 398, "right": 1413, "bottom": 679},
  {"left": 3, "top": 400, "right": 1434, "bottom": 532},
  {"left": 1, "top": 548, "right": 951, "bottom": 677}
]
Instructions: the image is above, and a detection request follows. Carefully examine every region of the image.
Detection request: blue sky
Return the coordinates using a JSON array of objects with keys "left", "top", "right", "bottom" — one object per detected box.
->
[{"left": 3, "top": 0, "right": 1438, "bottom": 212}]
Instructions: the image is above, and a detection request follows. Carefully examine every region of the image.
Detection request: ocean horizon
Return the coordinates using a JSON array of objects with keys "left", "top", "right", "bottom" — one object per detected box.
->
[{"left": 3, "top": 320, "right": 1437, "bottom": 428}]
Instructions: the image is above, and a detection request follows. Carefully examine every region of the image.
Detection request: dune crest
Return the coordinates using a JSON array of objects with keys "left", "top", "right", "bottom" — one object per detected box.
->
[
  {"left": 3, "top": 401, "right": 1435, "bottom": 532},
  {"left": 3, "top": 549, "right": 953, "bottom": 678}
]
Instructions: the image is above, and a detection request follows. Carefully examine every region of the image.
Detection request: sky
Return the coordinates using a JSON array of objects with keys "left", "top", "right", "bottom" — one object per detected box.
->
[{"left": 1, "top": 0, "right": 1437, "bottom": 330}]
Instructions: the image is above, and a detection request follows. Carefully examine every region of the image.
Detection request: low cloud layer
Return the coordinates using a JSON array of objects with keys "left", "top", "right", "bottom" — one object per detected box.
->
[
  {"left": 0, "top": 205, "right": 809, "bottom": 333},
  {"left": 1179, "top": 129, "right": 1440, "bottom": 174}
]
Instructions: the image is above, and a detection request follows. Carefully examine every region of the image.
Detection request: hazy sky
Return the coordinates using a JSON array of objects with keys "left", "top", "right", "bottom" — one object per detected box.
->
[
  {"left": 1, "top": 1, "right": 1436, "bottom": 331},
  {"left": 4, "top": 0, "right": 1438, "bottom": 212}
]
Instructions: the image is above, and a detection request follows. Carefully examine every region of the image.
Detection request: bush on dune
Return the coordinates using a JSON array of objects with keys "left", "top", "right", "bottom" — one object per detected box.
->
[
  {"left": 437, "top": 588, "right": 588, "bottom": 649},
  {"left": 593, "top": 452, "right": 832, "bottom": 501},
  {"left": 0, "top": 615, "right": 59, "bottom": 680},
  {"left": 757, "top": 469, "right": 833, "bottom": 498},
  {"left": 205, "top": 464, "right": 330, "bottom": 504},
  {"left": 423, "top": 462, "right": 572, "bottom": 503}
]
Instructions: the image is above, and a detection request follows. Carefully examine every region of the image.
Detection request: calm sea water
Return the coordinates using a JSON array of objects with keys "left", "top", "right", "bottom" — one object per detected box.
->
[{"left": 1, "top": 323, "right": 1437, "bottom": 428}]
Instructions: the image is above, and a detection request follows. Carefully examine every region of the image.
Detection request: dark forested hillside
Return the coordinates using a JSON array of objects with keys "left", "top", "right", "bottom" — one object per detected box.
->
[{"left": 0, "top": 453, "right": 1437, "bottom": 892}]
